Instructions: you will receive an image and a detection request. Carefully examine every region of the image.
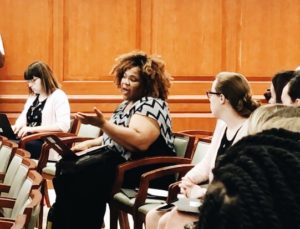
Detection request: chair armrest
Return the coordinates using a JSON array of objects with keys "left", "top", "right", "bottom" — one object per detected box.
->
[
  {"left": 111, "top": 156, "right": 191, "bottom": 195},
  {"left": 167, "top": 181, "right": 181, "bottom": 204},
  {"left": 134, "top": 164, "right": 194, "bottom": 209},
  {"left": 0, "top": 183, "right": 10, "bottom": 193},
  {"left": 0, "top": 196, "right": 15, "bottom": 208},
  {"left": 19, "top": 132, "right": 76, "bottom": 149},
  {"left": 0, "top": 215, "right": 26, "bottom": 229},
  {"left": 166, "top": 179, "right": 209, "bottom": 204},
  {"left": 36, "top": 136, "right": 93, "bottom": 173}
]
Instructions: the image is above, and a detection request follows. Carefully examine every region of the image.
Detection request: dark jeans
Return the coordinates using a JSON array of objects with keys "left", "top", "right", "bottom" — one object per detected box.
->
[{"left": 25, "top": 139, "right": 44, "bottom": 159}]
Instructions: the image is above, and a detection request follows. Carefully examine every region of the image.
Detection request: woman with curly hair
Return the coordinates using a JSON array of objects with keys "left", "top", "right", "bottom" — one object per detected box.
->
[{"left": 52, "top": 51, "right": 175, "bottom": 229}]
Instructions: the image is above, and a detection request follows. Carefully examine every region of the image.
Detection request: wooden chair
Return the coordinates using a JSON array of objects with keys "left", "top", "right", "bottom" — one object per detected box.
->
[
  {"left": 135, "top": 134, "right": 213, "bottom": 229},
  {"left": 0, "top": 149, "right": 32, "bottom": 185},
  {"left": 0, "top": 170, "right": 43, "bottom": 229},
  {"left": 18, "top": 115, "right": 80, "bottom": 150},
  {"left": 0, "top": 135, "right": 8, "bottom": 147},
  {"left": 38, "top": 133, "right": 100, "bottom": 207},
  {"left": 0, "top": 139, "right": 19, "bottom": 173},
  {"left": 0, "top": 214, "right": 27, "bottom": 229},
  {"left": 0, "top": 157, "right": 37, "bottom": 199},
  {"left": 109, "top": 132, "right": 197, "bottom": 229}
]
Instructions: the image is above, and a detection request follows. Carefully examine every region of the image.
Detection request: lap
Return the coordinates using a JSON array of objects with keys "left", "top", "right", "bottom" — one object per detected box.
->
[{"left": 162, "top": 207, "right": 198, "bottom": 229}]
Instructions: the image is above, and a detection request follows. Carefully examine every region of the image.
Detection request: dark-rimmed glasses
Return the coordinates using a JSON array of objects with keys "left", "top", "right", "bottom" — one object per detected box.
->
[{"left": 206, "top": 91, "right": 221, "bottom": 99}]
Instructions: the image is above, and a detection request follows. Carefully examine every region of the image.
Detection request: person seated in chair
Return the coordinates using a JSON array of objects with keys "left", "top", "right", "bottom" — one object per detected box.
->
[
  {"left": 195, "top": 127, "right": 300, "bottom": 229},
  {"left": 264, "top": 70, "right": 295, "bottom": 104},
  {"left": 281, "top": 74, "right": 300, "bottom": 106},
  {"left": 12, "top": 61, "right": 70, "bottom": 158},
  {"left": 52, "top": 51, "right": 175, "bottom": 229},
  {"left": 146, "top": 72, "right": 259, "bottom": 229}
]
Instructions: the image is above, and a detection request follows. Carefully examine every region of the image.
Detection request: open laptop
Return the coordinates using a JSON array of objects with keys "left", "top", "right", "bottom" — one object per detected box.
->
[{"left": 0, "top": 113, "right": 20, "bottom": 141}]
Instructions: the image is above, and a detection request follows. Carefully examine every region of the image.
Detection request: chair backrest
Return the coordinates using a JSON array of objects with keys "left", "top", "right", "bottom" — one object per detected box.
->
[
  {"left": 173, "top": 133, "right": 195, "bottom": 159},
  {"left": 191, "top": 138, "right": 212, "bottom": 165},
  {"left": 178, "top": 130, "right": 213, "bottom": 161},
  {"left": 1, "top": 157, "right": 36, "bottom": 199},
  {"left": 0, "top": 139, "right": 18, "bottom": 173},
  {"left": 0, "top": 135, "right": 8, "bottom": 147},
  {"left": 0, "top": 220, "right": 15, "bottom": 229},
  {"left": 3, "top": 148, "right": 31, "bottom": 186},
  {"left": 76, "top": 123, "right": 101, "bottom": 138},
  {"left": 5, "top": 170, "right": 42, "bottom": 220},
  {"left": 20, "top": 189, "right": 42, "bottom": 229}
]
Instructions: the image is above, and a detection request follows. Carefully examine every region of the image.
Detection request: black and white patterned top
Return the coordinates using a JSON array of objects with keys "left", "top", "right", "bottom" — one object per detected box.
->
[
  {"left": 103, "top": 97, "right": 175, "bottom": 160},
  {"left": 26, "top": 95, "right": 47, "bottom": 127}
]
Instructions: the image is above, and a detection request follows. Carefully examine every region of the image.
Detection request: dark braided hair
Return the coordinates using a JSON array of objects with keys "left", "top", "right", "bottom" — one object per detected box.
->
[{"left": 197, "top": 128, "right": 300, "bottom": 229}]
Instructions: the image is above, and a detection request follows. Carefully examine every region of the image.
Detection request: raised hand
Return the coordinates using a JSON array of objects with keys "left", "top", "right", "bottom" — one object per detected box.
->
[{"left": 75, "top": 107, "right": 106, "bottom": 128}]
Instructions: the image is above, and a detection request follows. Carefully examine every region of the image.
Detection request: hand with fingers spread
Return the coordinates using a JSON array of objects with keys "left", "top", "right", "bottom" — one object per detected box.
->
[{"left": 75, "top": 107, "right": 106, "bottom": 128}]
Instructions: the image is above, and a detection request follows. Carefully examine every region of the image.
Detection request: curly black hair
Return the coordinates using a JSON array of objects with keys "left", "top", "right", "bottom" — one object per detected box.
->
[{"left": 197, "top": 128, "right": 300, "bottom": 229}]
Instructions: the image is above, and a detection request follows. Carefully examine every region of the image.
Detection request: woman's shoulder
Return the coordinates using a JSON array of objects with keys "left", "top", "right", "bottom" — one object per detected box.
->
[
  {"left": 49, "top": 89, "right": 68, "bottom": 98},
  {"left": 138, "top": 97, "right": 167, "bottom": 107}
]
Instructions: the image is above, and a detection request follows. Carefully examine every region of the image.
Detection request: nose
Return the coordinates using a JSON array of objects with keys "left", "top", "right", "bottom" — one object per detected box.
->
[{"left": 122, "top": 77, "right": 130, "bottom": 85}]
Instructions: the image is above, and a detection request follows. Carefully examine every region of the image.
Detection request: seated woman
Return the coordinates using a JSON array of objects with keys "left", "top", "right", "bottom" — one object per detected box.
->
[
  {"left": 281, "top": 74, "right": 300, "bottom": 105},
  {"left": 12, "top": 61, "right": 70, "bottom": 158},
  {"left": 51, "top": 51, "right": 175, "bottom": 229},
  {"left": 264, "top": 70, "right": 295, "bottom": 103},
  {"left": 146, "top": 72, "right": 259, "bottom": 229},
  {"left": 248, "top": 104, "right": 300, "bottom": 135},
  {"left": 196, "top": 127, "right": 300, "bottom": 229}
]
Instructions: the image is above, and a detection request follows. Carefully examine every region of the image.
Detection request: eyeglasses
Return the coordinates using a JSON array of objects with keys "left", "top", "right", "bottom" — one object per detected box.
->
[
  {"left": 206, "top": 91, "right": 221, "bottom": 99},
  {"left": 26, "top": 77, "right": 39, "bottom": 84}
]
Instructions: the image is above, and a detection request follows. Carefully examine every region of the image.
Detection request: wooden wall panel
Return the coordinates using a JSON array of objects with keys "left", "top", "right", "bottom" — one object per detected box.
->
[
  {"left": 237, "top": 0, "right": 300, "bottom": 76},
  {"left": 63, "top": 0, "right": 139, "bottom": 81},
  {"left": 0, "top": 0, "right": 54, "bottom": 79},
  {"left": 148, "top": 0, "right": 222, "bottom": 77},
  {"left": 1, "top": 0, "right": 299, "bottom": 132}
]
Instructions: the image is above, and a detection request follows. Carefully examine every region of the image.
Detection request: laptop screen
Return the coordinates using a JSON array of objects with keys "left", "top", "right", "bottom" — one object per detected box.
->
[{"left": 0, "top": 113, "right": 19, "bottom": 140}]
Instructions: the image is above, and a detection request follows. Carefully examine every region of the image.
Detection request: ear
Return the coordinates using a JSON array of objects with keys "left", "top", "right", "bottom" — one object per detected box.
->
[{"left": 219, "top": 94, "right": 226, "bottom": 104}]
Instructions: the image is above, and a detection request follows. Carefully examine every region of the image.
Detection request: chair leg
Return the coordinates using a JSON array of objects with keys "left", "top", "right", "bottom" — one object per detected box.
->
[
  {"left": 134, "top": 215, "right": 144, "bottom": 229},
  {"left": 44, "top": 179, "right": 52, "bottom": 207},
  {"left": 119, "top": 211, "right": 130, "bottom": 229},
  {"left": 109, "top": 205, "right": 119, "bottom": 229},
  {"left": 38, "top": 179, "right": 47, "bottom": 229}
]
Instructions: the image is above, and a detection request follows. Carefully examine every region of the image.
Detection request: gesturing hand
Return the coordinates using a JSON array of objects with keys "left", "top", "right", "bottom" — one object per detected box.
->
[{"left": 75, "top": 107, "right": 106, "bottom": 128}]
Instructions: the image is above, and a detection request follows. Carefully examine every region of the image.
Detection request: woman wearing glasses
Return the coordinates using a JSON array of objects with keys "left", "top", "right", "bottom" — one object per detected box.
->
[
  {"left": 12, "top": 61, "right": 70, "bottom": 158},
  {"left": 146, "top": 71, "right": 259, "bottom": 229}
]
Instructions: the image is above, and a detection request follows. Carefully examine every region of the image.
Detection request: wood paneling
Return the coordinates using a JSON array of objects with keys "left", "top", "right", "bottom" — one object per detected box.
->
[
  {"left": 238, "top": 0, "right": 300, "bottom": 75},
  {"left": 1, "top": 0, "right": 299, "bottom": 132},
  {"left": 63, "top": 0, "right": 139, "bottom": 81},
  {"left": 149, "top": 0, "right": 222, "bottom": 76}
]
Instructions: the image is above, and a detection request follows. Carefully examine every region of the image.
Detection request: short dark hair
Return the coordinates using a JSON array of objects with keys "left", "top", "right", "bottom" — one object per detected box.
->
[
  {"left": 272, "top": 70, "right": 295, "bottom": 103},
  {"left": 287, "top": 74, "right": 300, "bottom": 102}
]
